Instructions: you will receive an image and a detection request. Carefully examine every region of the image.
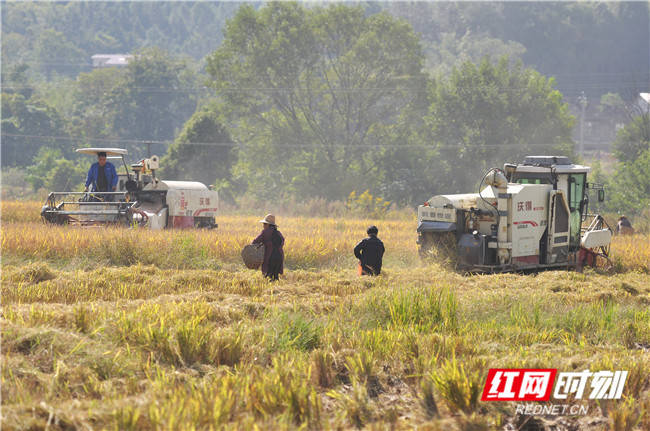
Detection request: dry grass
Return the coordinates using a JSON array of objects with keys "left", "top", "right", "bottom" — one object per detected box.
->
[
  {"left": 1, "top": 200, "right": 649, "bottom": 430},
  {"left": 1, "top": 200, "right": 42, "bottom": 223},
  {"left": 609, "top": 234, "right": 650, "bottom": 273},
  {"left": 1, "top": 203, "right": 646, "bottom": 273},
  {"left": 0, "top": 215, "right": 418, "bottom": 271}
]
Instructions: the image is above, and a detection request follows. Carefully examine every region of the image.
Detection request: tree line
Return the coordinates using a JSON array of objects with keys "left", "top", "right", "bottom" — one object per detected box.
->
[{"left": 1, "top": 2, "right": 648, "bottom": 215}]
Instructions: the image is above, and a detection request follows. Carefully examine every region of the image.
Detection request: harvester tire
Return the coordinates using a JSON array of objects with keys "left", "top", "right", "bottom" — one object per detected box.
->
[
  {"left": 594, "top": 253, "right": 614, "bottom": 273},
  {"left": 577, "top": 248, "right": 614, "bottom": 273}
]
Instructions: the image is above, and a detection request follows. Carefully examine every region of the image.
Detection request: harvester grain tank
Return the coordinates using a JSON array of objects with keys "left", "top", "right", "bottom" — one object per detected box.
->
[
  {"left": 41, "top": 148, "right": 218, "bottom": 229},
  {"left": 417, "top": 156, "right": 612, "bottom": 272}
]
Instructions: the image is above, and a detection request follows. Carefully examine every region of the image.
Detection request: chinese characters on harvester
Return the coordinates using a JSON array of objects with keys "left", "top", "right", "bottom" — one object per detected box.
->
[{"left": 481, "top": 369, "right": 628, "bottom": 415}]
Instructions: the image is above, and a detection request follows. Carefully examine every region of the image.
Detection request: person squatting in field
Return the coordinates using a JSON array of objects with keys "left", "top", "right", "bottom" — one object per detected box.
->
[
  {"left": 252, "top": 214, "right": 284, "bottom": 281},
  {"left": 354, "top": 225, "right": 385, "bottom": 276}
]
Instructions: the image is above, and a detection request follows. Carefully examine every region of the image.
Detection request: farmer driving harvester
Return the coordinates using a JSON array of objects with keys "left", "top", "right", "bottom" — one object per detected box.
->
[
  {"left": 84, "top": 151, "right": 118, "bottom": 201},
  {"left": 42, "top": 147, "right": 220, "bottom": 228}
]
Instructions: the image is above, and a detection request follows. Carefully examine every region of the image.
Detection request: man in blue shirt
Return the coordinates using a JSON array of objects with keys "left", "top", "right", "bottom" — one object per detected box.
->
[{"left": 84, "top": 152, "right": 118, "bottom": 200}]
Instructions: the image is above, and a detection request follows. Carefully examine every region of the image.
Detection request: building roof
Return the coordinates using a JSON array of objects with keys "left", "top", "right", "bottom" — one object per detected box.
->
[
  {"left": 640, "top": 93, "right": 650, "bottom": 104},
  {"left": 91, "top": 54, "right": 133, "bottom": 67}
]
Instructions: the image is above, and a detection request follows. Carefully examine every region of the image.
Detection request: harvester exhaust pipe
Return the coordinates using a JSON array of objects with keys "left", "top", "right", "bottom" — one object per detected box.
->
[{"left": 483, "top": 168, "right": 510, "bottom": 265}]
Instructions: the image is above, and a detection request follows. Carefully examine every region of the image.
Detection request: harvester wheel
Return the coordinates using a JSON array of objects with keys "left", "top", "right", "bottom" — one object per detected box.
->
[
  {"left": 577, "top": 247, "right": 613, "bottom": 273},
  {"left": 593, "top": 253, "right": 614, "bottom": 272}
]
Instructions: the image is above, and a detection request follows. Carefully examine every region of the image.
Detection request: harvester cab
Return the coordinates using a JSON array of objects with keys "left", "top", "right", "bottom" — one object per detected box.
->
[
  {"left": 417, "top": 156, "right": 612, "bottom": 272},
  {"left": 41, "top": 147, "right": 218, "bottom": 229}
]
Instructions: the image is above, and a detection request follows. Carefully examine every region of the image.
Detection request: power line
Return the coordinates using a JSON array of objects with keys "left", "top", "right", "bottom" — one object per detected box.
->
[
  {"left": 5, "top": 60, "right": 650, "bottom": 79},
  {"left": 4, "top": 79, "right": 650, "bottom": 91},
  {"left": 0, "top": 132, "right": 575, "bottom": 150},
  {"left": 3, "top": 81, "right": 648, "bottom": 95},
  {"left": 0, "top": 133, "right": 171, "bottom": 145}
]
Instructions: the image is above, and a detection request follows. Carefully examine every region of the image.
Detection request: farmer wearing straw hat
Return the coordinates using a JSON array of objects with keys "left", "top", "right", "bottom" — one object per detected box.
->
[
  {"left": 616, "top": 215, "right": 634, "bottom": 235},
  {"left": 252, "top": 214, "right": 284, "bottom": 281}
]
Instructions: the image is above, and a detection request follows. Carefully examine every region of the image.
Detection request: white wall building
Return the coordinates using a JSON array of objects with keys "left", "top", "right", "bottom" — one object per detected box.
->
[{"left": 91, "top": 54, "right": 133, "bottom": 68}]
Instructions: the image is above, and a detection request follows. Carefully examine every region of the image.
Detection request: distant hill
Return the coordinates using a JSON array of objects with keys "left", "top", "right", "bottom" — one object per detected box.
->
[
  {"left": 1, "top": 1, "right": 245, "bottom": 77},
  {"left": 3, "top": 1, "right": 647, "bottom": 98},
  {"left": 385, "top": 1, "right": 650, "bottom": 99}
]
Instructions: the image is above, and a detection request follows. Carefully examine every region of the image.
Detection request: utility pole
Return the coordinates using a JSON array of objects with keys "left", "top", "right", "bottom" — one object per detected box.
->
[
  {"left": 145, "top": 142, "right": 152, "bottom": 158},
  {"left": 578, "top": 92, "right": 588, "bottom": 157}
]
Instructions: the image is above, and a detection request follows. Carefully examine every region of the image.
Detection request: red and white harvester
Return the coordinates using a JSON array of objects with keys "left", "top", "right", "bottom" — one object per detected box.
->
[
  {"left": 417, "top": 156, "right": 612, "bottom": 272},
  {"left": 41, "top": 148, "right": 218, "bottom": 229}
]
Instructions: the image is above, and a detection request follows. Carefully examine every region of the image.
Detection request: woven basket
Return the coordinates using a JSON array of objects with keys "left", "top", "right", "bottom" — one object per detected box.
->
[{"left": 241, "top": 244, "right": 264, "bottom": 269}]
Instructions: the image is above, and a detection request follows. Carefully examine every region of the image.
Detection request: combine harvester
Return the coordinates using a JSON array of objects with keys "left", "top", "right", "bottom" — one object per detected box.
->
[
  {"left": 41, "top": 148, "right": 218, "bottom": 229},
  {"left": 417, "top": 156, "right": 612, "bottom": 272}
]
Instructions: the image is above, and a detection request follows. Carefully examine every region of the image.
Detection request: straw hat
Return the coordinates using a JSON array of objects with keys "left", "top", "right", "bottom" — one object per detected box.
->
[{"left": 259, "top": 214, "right": 277, "bottom": 226}]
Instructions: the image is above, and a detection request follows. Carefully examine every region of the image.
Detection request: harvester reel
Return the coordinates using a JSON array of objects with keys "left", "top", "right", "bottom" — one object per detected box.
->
[{"left": 41, "top": 206, "right": 69, "bottom": 225}]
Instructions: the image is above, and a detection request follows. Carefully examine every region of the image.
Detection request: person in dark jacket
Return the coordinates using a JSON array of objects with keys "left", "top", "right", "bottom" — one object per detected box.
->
[
  {"left": 354, "top": 225, "right": 385, "bottom": 276},
  {"left": 84, "top": 152, "right": 118, "bottom": 201},
  {"left": 616, "top": 215, "right": 634, "bottom": 235},
  {"left": 252, "top": 214, "right": 284, "bottom": 281}
]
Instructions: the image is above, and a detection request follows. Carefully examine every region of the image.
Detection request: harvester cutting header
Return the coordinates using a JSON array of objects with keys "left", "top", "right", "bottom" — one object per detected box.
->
[
  {"left": 41, "top": 148, "right": 218, "bottom": 229},
  {"left": 417, "top": 156, "right": 612, "bottom": 272}
]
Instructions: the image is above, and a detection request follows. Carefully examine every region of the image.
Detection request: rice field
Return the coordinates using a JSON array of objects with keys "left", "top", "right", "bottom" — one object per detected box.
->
[{"left": 1, "top": 201, "right": 649, "bottom": 430}]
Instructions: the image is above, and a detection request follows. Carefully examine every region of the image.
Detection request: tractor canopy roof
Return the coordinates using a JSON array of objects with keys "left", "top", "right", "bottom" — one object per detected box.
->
[
  {"left": 522, "top": 156, "right": 571, "bottom": 166},
  {"left": 76, "top": 148, "right": 128, "bottom": 157},
  {"left": 518, "top": 155, "right": 590, "bottom": 174}
]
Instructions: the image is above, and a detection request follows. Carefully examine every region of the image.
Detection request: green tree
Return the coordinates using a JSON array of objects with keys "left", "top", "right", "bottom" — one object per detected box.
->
[
  {"left": 599, "top": 92, "right": 625, "bottom": 115},
  {"left": 33, "top": 29, "right": 87, "bottom": 79},
  {"left": 46, "top": 159, "right": 86, "bottom": 192},
  {"left": 107, "top": 47, "right": 198, "bottom": 145},
  {"left": 425, "top": 57, "right": 574, "bottom": 194},
  {"left": 207, "top": 3, "right": 426, "bottom": 200},
  {"left": 423, "top": 31, "right": 526, "bottom": 76},
  {"left": 67, "top": 67, "right": 124, "bottom": 140},
  {"left": 387, "top": 2, "right": 649, "bottom": 99},
  {"left": 1, "top": 1, "right": 239, "bottom": 77},
  {"left": 583, "top": 159, "right": 610, "bottom": 214},
  {"left": 160, "top": 103, "right": 234, "bottom": 188},
  {"left": 63, "top": 48, "right": 198, "bottom": 159},
  {"left": 25, "top": 148, "right": 62, "bottom": 190},
  {"left": 362, "top": 88, "right": 437, "bottom": 205},
  {"left": 1, "top": 92, "right": 69, "bottom": 166},
  {"left": 612, "top": 113, "right": 650, "bottom": 163},
  {"left": 606, "top": 149, "right": 650, "bottom": 215},
  {"left": 1, "top": 63, "right": 33, "bottom": 98},
  {"left": 25, "top": 147, "right": 86, "bottom": 192}
]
